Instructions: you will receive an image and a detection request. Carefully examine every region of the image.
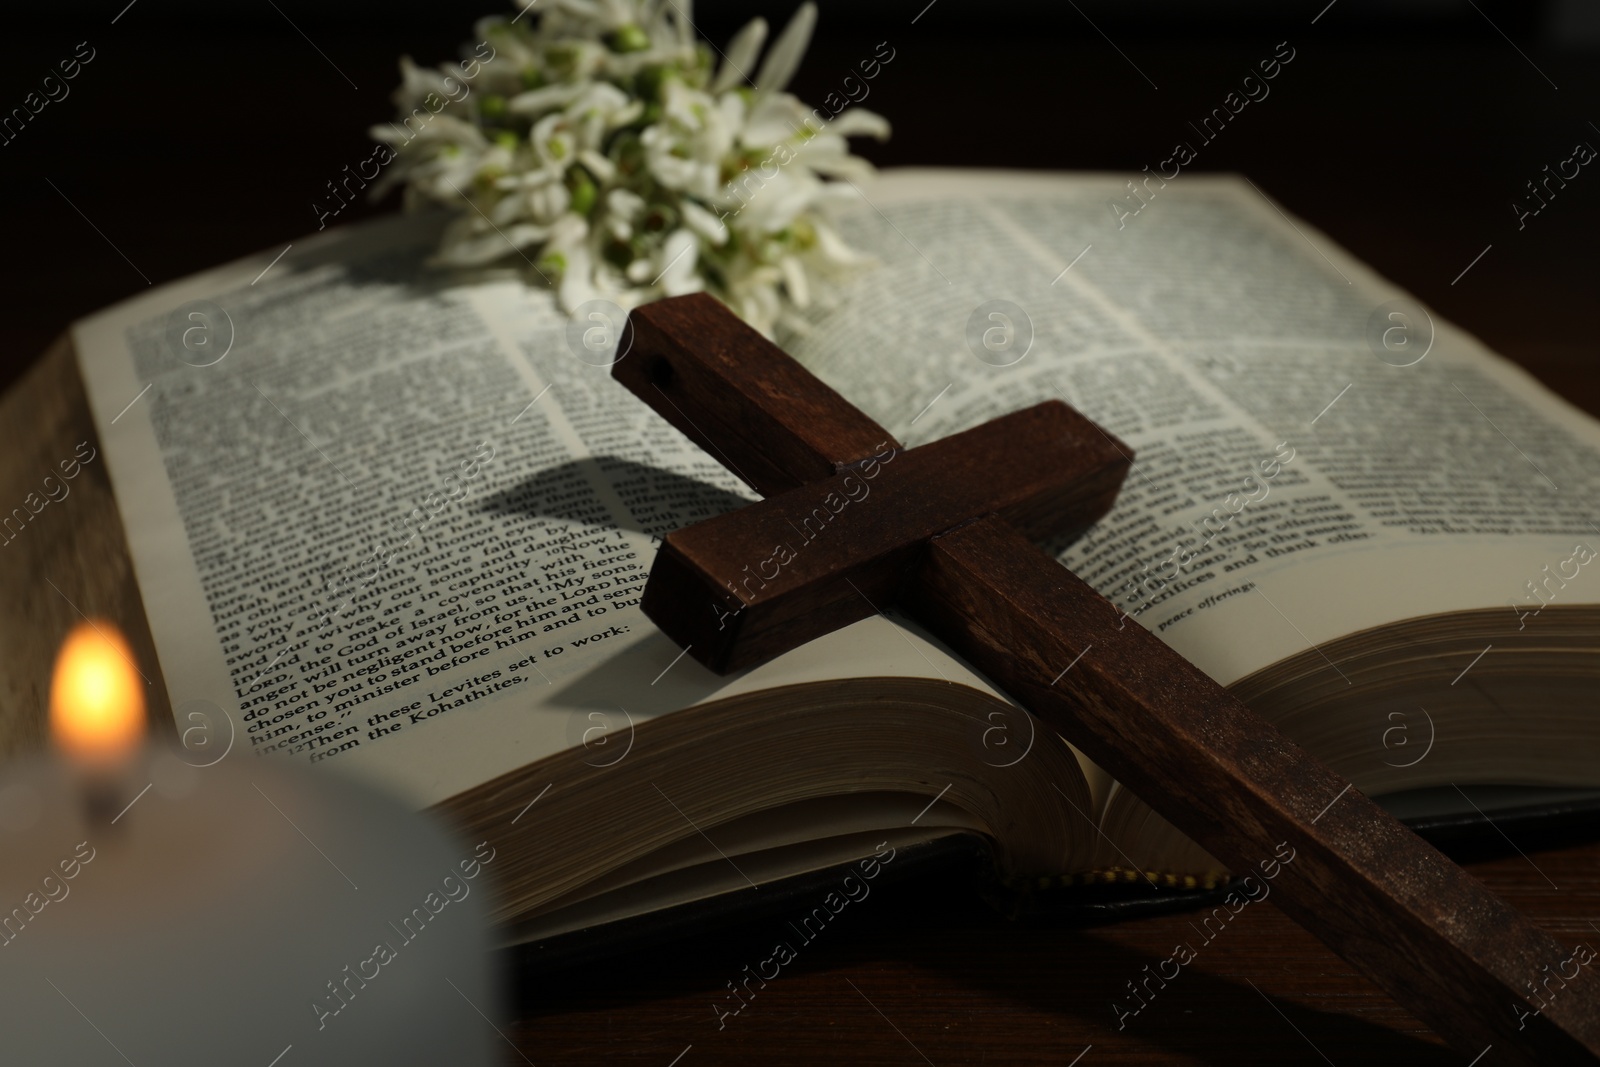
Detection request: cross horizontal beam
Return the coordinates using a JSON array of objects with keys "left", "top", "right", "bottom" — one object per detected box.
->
[{"left": 642, "top": 401, "right": 1128, "bottom": 672}]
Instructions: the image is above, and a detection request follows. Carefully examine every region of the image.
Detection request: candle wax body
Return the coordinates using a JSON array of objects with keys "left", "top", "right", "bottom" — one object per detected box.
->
[{"left": 0, "top": 746, "right": 496, "bottom": 1065}]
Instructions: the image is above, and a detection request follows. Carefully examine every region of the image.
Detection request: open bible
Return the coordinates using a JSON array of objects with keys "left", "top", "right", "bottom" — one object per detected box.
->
[{"left": 50, "top": 169, "right": 1600, "bottom": 949}]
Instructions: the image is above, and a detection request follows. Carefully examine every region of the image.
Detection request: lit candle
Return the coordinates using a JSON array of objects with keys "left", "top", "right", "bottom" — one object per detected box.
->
[
  {"left": 0, "top": 621, "right": 499, "bottom": 1065},
  {"left": 49, "top": 623, "right": 146, "bottom": 770}
]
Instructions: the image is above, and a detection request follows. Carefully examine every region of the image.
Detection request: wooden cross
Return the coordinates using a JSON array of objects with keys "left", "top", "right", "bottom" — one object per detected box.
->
[{"left": 612, "top": 294, "right": 1600, "bottom": 1064}]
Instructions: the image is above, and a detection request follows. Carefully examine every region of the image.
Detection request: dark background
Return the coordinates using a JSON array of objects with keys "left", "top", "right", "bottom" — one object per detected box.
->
[
  {"left": 3, "top": 0, "right": 1598, "bottom": 402},
  {"left": 4, "top": 3, "right": 1599, "bottom": 1063}
]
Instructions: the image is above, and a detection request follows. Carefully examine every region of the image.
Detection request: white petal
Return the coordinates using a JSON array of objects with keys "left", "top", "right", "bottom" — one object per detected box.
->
[
  {"left": 384, "top": 113, "right": 488, "bottom": 150},
  {"left": 558, "top": 248, "right": 598, "bottom": 308},
  {"left": 493, "top": 167, "right": 562, "bottom": 190},
  {"left": 393, "top": 56, "right": 453, "bottom": 114},
  {"left": 608, "top": 99, "right": 647, "bottom": 127},
  {"left": 553, "top": 0, "right": 603, "bottom": 19},
  {"left": 716, "top": 91, "right": 748, "bottom": 137},
  {"left": 529, "top": 180, "right": 573, "bottom": 220},
  {"left": 731, "top": 170, "right": 817, "bottom": 231},
  {"left": 711, "top": 18, "right": 767, "bottom": 93},
  {"left": 567, "top": 81, "right": 632, "bottom": 117},
  {"left": 490, "top": 193, "right": 527, "bottom": 226},
  {"left": 779, "top": 254, "right": 809, "bottom": 308},
  {"left": 810, "top": 218, "right": 873, "bottom": 265},
  {"left": 657, "top": 228, "right": 700, "bottom": 295},
  {"left": 577, "top": 149, "right": 615, "bottom": 182},
  {"left": 551, "top": 220, "right": 600, "bottom": 309},
  {"left": 531, "top": 114, "right": 577, "bottom": 167},
  {"left": 754, "top": 2, "right": 816, "bottom": 96},
  {"left": 681, "top": 199, "right": 730, "bottom": 246},
  {"left": 824, "top": 107, "right": 891, "bottom": 140},
  {"left": 368, "top": 122, "right": 408, "bottom": 145},
  {"left": 432, "top": 220, "right": 547, "bottom": 266},
  {"left": 735, "top": 282, "right": 780, "bottom": 336},
  {"left": 548, "top": 213, "right": 589, "bottom": 246},
  {"left": 508, "top": 83, "right": 585, "bottom": 116},
  {"left": 777, "top": 308, "right": 813, "bottom": 338},
  {"left": 607, "top": 187, "right": 646, "bottom": 218},
  {"left": 794, "top": 140, "right": 876, "bottom": 181},
  {"left": 741, "top": 92, "right": 813, "bottom": 144},
  {"left": 673, "top": 0, "right": 693, "bottom": 46}
]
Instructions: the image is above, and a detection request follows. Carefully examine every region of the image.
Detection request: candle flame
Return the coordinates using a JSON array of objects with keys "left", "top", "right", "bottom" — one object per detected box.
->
[{"left": 50, "top": 621, "right": 146, "bottom": 766}]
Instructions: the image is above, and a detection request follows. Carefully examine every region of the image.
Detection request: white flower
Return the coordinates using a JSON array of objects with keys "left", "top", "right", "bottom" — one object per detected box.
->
[{"left": 373, "top": 0, "right": 889, "bottom": 335}]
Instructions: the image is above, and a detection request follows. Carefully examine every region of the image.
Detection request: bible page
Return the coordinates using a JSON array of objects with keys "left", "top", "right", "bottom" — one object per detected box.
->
[
  {"left": 788, "top": 168, "right": 1600, "bottom": 688},
  {"left": 71, "top": 215, "right": 1000, "bottom": 808}
]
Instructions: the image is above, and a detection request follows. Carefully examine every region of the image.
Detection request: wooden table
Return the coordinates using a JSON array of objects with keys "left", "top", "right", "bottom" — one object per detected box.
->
[
  {"left": 2, "top": 14, "right": 1597, "bottom": 1065},
  {"left": 512, "top": 838, "right": 1600, "bottom": 1065}
]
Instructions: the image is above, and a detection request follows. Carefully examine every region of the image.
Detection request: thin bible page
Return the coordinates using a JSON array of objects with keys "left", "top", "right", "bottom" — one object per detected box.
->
[
  {"left": 789, "top": 168, "right": 1600, "bottom": 687},
  {"left": 70, "top": 215, "right": 995, "bottom": 808}
]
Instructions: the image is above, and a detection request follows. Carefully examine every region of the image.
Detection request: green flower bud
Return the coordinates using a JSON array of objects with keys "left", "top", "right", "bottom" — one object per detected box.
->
[
  {"left": 481, "top": 94, "right": 507, "bottom": 120},
  {"left": 547, "top": 44, "right": 580, "bottom": 77},
  {"left": 607, "top": 24, "right": 650, "bottom": 54},
  {"left": 567, "top": 168, "right": 597, "bottom": 216}
]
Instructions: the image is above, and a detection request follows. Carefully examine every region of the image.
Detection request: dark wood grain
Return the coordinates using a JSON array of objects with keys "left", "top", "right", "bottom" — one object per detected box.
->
[
  {"left": 634, "top": 401, "right": 1129, "bottom": 672},
  {"left": 907, "top": 515, "right": 1600, "bottom": 1063},
  {"left": 506, "top": 839, "right": 1600, "bottom": 1067},
  {"left": 619, "top": 294, "right": 898, "bottom": 496},
  {"left": 613, "top": 294, "right": 1600, "bottom": 1064}
]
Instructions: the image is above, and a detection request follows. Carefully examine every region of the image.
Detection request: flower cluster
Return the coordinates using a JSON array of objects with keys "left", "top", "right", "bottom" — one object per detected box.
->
[{"left": 371, "top": 0, "right": 889, "bottom": 335}]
